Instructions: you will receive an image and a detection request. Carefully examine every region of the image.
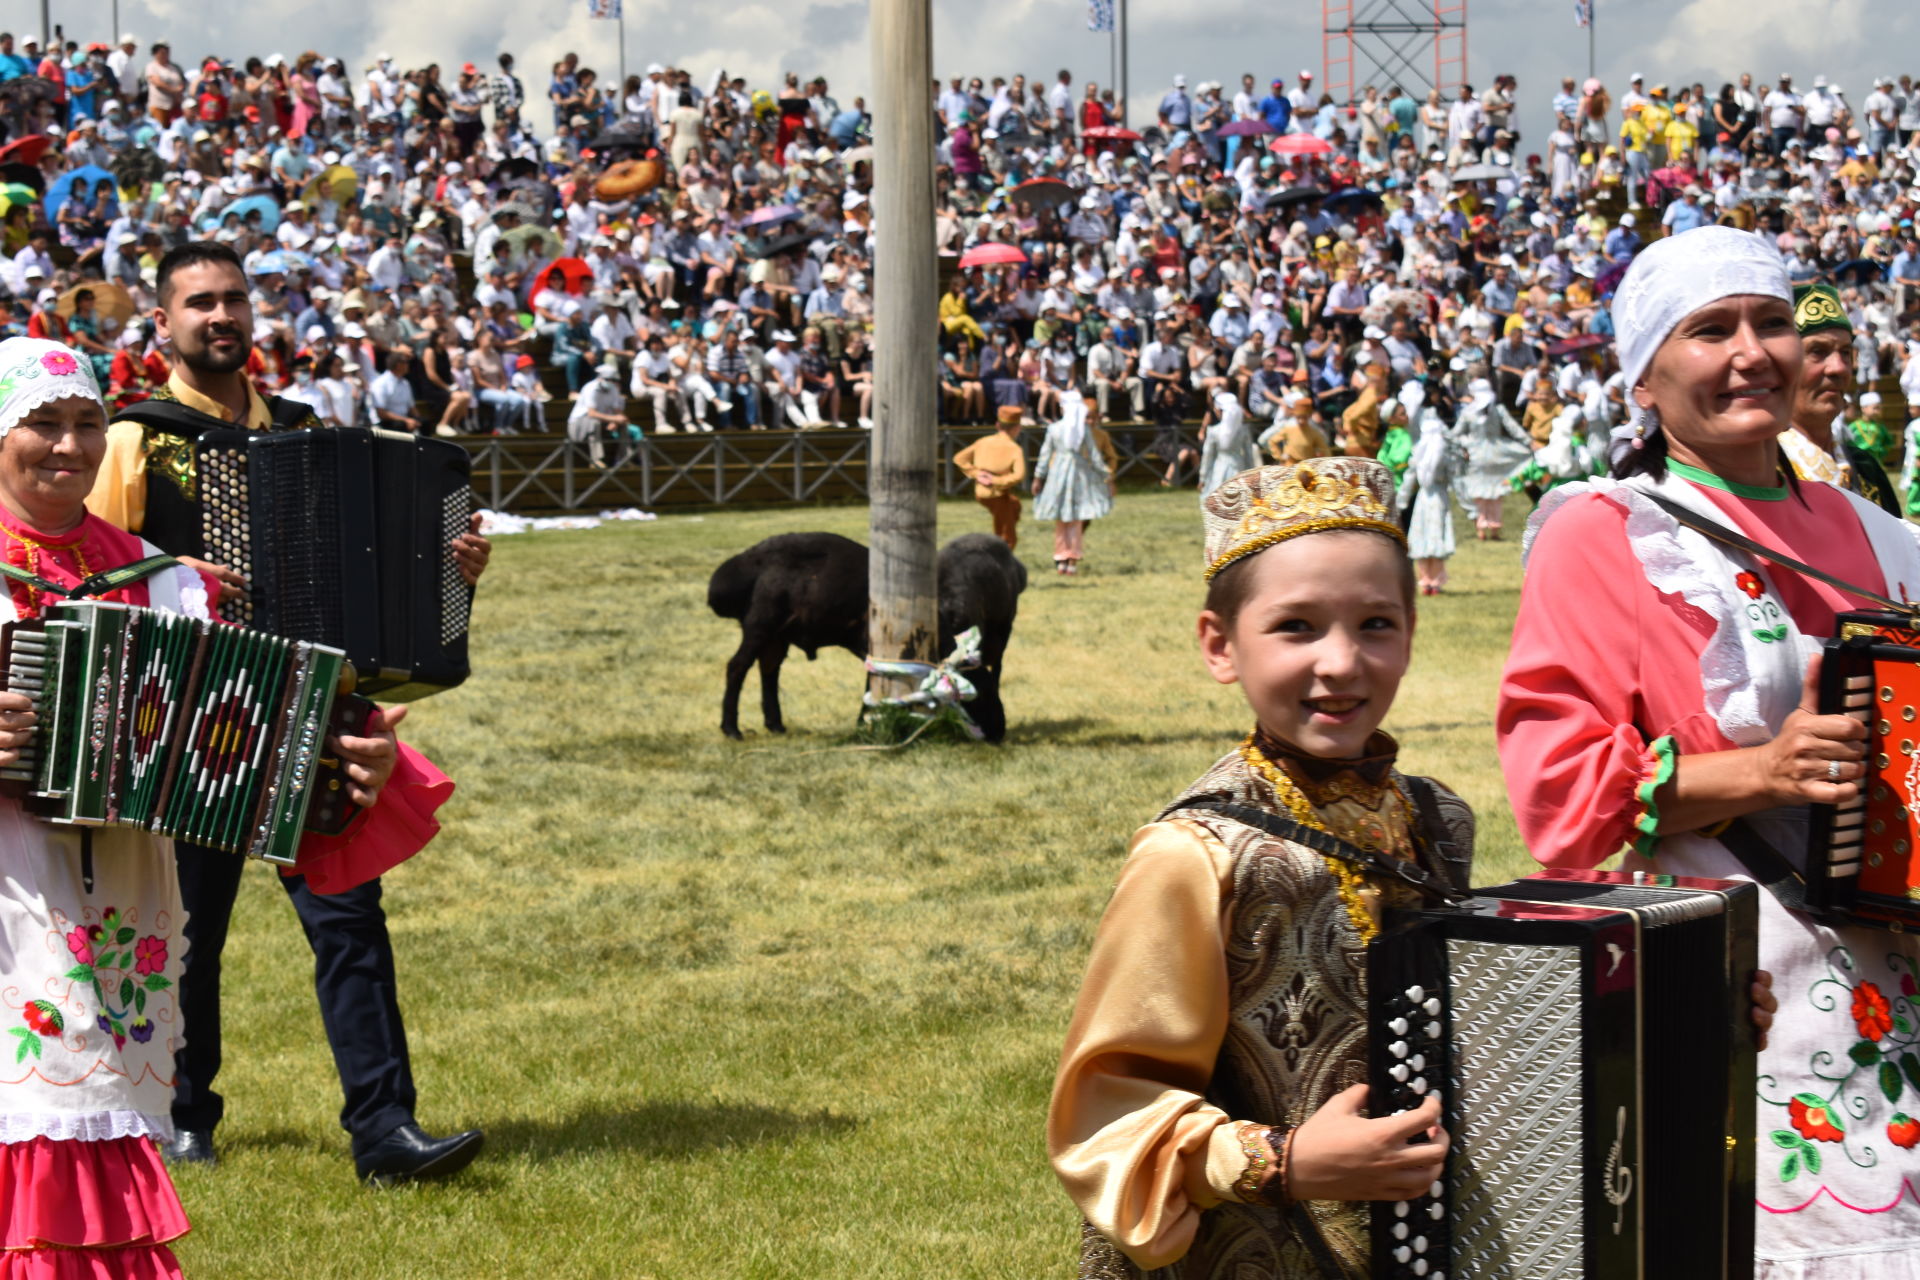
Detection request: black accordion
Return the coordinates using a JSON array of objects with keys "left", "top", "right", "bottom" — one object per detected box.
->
[
  {"left": 0, "top": 600, "right": 366, "bottom": 863},
  {"left": 197, "top": 427, "right": 475, "bottom": 701},
  {"left": 1368, "top": 871, "right": 1758, "bottom": 1279},
  {"left": 1809, "top": 610, "right": 1920, "bottom": 928}
]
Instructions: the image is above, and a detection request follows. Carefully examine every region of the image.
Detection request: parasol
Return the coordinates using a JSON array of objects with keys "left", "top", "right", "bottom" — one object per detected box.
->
[
  {"left": 1270, "top": 134, "right": 1334, "bottom": 157},
  {"left": 56, "top": 282, "right": 135, "bottom": 328},
  {"left": 0, "top": 163, "right": 40, "bottom": 193},
  {"left": 1322, "top": 186, "right": 1384, "bottom": 212},
  {"left": 211, "top": 193, "right": 282, "bottom": 233},
  {"left": 582, "top": 123, "right": 653, "bottom": 154},
  {"left": 46, "top": 164, "right": 117, "bottom": 217},
  {"left": 594, "top": 158, "right": 663, "bottom": 201},
  {"left": 0, "top": 183, "right": 35, "bottom": 215},
  {"left": 1268, "top": 186, "right": 1326, "bottom": 208},
  {"left": 1449, "top": 162, "right": 1514, "bottom": 182},
  {"left": 1546, "top": 333, "right": 1612, "bottom": 357},
  {"left": 739, "top": 204, "right": 802, "bottom": 229},
  {"left": 1217, "top": 120, "right": 1275, "bottom": 139},
  {"left": 741, "top": 230, "right": 814, "bottom": 261},
  {"left": 531, "top": 257, "right": 595, "bottom": 296},
  {"left": 0, "top": 135, "right": 50, "bottom": 166},
  {"left": 302, "top": 164, "right": 359, "bottom": 205},
  {"left": 1009, "top": 177, "right": 1076, "bottom": 210},
  {"left": 958, "top": 242, "right": 1028, "bottom": 269},
  {"left": 494, "top": 157, "right": 541, "bottom": 183},
  {"left": 1083, "top": 126, "right": 1143, "bottom": 142}
]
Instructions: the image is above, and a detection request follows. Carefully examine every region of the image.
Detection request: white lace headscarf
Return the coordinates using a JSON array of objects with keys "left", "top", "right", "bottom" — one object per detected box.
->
[
  {"left": 1607, "top": 225, "right": 1790, "bottom": 465},
  {"left": 0, "top": 338, "right": 105, "bottom": 438}
]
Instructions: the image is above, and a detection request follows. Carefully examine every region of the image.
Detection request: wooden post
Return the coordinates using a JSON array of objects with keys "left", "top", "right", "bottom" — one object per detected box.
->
[{"left": 866, "top": 0, "right": 941, "bottom": 710}]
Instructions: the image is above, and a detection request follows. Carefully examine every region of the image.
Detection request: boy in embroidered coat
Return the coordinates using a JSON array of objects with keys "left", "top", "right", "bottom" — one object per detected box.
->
[{"left": 1049, "top": 458, "right": 1475, "bottom": 1279}]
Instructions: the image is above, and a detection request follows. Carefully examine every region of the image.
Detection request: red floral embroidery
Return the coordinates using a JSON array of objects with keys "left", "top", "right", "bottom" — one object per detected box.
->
[
  {"left": 1791, "top": 1096, "right": 1845, "bottom": 1143},
  {"left": 1854, "top": 982, "right": 1894, "bottom": 1042},
  {"left": 1891, "top": 1115, "right": 1920, "bottom": 1149},
  {"left": 1736, "top": 572, "right": 1765, "bottom": 599},
  {"left": 37, "top": 351, "right": 77, "bottom": 376},
  {"left": 64, "top": 927, "right": 93, "bottom": 966},
  {"left": 133, "top": 936, "right": 167, "bottom": 977}
]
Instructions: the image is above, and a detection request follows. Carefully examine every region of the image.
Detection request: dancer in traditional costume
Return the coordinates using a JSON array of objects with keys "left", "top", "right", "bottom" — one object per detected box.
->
[
  {"left": 1453, "top": 377, "right": 1533, "bottom": 539},
  {"left": 1499, "top": 226, "right": 1915, "bottom": 1278},
  {"left": 953, "top": 406, "right": 1028, "bottom": 550},
  {"left": 1398, "top": 415, "right": 1465, "bottom": 595},
  {"left": 1051, "top": 457, "right": 1475, "bottom": 1279},
  {"left": 1257, "top": 392, "right": 1330, "bottom": 466},
  {"left": 1196, "top": 390, "right": 1259, "bottom": 500},
  {"left": 1032, "top": 389, "right": 1112, "bottom": 575}
]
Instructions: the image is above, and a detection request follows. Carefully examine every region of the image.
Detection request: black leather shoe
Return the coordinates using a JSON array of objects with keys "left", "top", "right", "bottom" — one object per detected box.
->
[
  {"left": 160, "top": 1129, "right": 218, "bottom": 1168},
  {"left": 354, "top": 1123, "right": 485, "bottom": 1186}
]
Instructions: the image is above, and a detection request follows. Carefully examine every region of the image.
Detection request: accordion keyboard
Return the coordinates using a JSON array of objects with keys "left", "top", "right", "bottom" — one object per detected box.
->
[
  {"left": 1830, "top": 671, "right": 1873, "bottom": 877},
  {"left": 199, "top": 440, "right": 255, "bottom": 627},
  {"left": 440, "top": 486, "right": 473, "bottom": 647},
  {"left": 0, "top": 626, "right": 46, "bottom": 783},
  {"left": 1381, "top": 982, "right": 1448, "bottom": 1280}
]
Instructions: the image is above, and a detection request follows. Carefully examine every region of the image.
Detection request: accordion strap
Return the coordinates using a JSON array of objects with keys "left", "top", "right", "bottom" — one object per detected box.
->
[
  {"left": 1179, "top": 798, "right": 1470, "bottom": 904},
  {"left": 1643, "top": 491, "right": 1916, "bottom": 616},
  {"left": 0, "top": 554, "right": 182, "bottom": 602}
]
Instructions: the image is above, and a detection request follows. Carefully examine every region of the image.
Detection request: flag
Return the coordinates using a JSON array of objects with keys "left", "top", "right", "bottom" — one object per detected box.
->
[
  {"left": 1573, "top": 0, "right": 1591, "bottom": 27},
  {"left": 1088, "top": 0, "right": 1115, "bottom": 33},
  {"left": 588, "top": 0, "right": 621, "bottom": 18}
]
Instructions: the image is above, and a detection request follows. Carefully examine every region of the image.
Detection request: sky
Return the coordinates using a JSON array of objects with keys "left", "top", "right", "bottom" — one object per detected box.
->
[{"left": 1, "top": 0, "right": 1907, "bottom": 151}]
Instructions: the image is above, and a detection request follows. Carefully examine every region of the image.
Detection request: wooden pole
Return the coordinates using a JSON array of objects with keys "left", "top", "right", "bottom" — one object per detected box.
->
[{"left": 866, "top": 0, "right": 941, "bottom": 709}]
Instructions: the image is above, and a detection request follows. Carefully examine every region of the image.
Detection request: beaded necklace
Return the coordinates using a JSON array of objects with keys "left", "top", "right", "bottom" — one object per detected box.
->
[
  {"left": 0, "top": 524, "right": 94, "bottom": 619},
  {"left": 1239, "top": 734, "right": 1400, "bottom": 944}
]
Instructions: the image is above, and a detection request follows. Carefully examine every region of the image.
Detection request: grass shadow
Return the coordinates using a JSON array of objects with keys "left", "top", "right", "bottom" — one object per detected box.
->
[{"left": 485, "top": 1099, "right": 863, "bottom": 1162}]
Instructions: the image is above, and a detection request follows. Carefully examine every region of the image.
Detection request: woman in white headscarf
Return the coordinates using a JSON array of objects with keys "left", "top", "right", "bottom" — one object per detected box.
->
[
  {"left": 1031, "top": 388, "right": 1112, "bottom": 575},
  {"left": 1394, "top": 383, "right": 1464, "bottom": 594},
  {"left": 1499, "top": 226, "right": 1920, "bottom": 1276},
  {"left": 1195, "top": 388, "right": 1259, "bottom": 501},
  {"left": 1452, "top": 375, "right": 1533, "bottom": 539}
]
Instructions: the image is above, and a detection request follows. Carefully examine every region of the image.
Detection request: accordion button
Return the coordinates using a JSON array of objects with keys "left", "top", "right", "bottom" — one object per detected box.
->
[
  {"left": 1394, "top": 1201, "right": 1410, "bottom": 1219},
  {"left": 1390, "top": 1040, "right": 1409, "bottom": 1058},
  {"left": 1409, "top": 1053, "right": 1425, "bottom": 1072},
  {"left": 1428, "top": 1202, "right": 1445, "bottom": 1220},
  {"left": 1413, "top": 1236, "right": 1428, "bottom": 1254},
  {"left": 1405, "top": 985, "right": 1425, "bottom": 1002},
  {"left": 1392, "top": 1222, "right": 1408, "bottom": 1241},
  {"left": 1422, "top": 998, "right": 1442, "bottom": 1016},
  {"left": 1426, "top": 1021, "right": 1442, "bottom": 1038},
  {"left": 1429, "top": 1180, "right": 1443, "bottom": 1198},
  {"left": 1393, "top": 1247, "right": 1411, "bottom": 1264},
  {"left": 1412, "top": 1259, "right": 1428, "bottom": 1276},
  {"left": 1389, "top": 1017, "right": 1408, "bottom": 1035},
  {"left": 1411, "top": 1077, "right": 1427, "bottom": 1094},
  {"left": 1390, "top": 1064, "right": 1409, "bottom": 1082}
]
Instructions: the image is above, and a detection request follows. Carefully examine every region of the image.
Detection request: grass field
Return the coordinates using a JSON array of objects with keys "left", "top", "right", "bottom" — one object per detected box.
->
[{"left": 173, "top": 488, "right": 1534, "bottom": 1279}]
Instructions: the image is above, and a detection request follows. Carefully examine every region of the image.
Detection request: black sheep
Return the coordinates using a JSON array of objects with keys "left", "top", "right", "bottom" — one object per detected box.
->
[{"left": 707, "top": 531, "right": 1026, "bottom": 741}]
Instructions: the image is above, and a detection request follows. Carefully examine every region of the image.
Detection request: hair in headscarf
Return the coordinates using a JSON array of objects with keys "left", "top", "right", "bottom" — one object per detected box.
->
[
  {"left": 0, "top": 338, "right": 104, "bottom": 439},
  {"left": 1053, "top": 388, "right": 1088, "bottom": 451},
  {"left": 1607, "top": 225, "right": 1789, "bottom": 465}
]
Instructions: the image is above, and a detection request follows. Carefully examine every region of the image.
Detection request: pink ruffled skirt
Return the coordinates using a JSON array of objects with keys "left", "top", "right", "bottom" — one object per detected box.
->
[{"left": 0, "top": 1137, "right": 187, "bottom": 1278}]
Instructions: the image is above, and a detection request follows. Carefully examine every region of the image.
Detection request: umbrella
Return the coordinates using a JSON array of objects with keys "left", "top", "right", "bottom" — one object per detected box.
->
[
  {"left": 1546, "top": 333, "right": 1611, "bottom": 357},
  {"left": 594, "top": 158, "right": 663, "bottom": 201},
  {"left": 582, "top": 122, "right": 652, "bottom": 153},
  {"left": 208, "top": 193, "right": 281, "bottom": 234},
  {"left": 1832, "top": 258, "right": 1885, "bottom": 285},
  {"left": 741, "top": 230, "right": 814, "bottom": 261},
  {"left": 1268, "top": 186, "right": 1326, "bottom": 209},
  {"left": 1322, "top": 186, "right": 1384, "bottom": 212},
  {"left": 112, "top": 149, "right": 164, "bottom": 193},
  {"left": 499, "top": 223, "right": 561, "bottom": 262},
  {"left": 302, "top": 164, "right": 359, "bottom": 206},
  {"left": 531, "top": 257, "right": 595, "bottom": 296},
  {"left": 0, "top": 163, "right": 39, "bottom": 193},
  {"left": 840, "top": 145, "right": 873, "bottom": 163},
  {"left": 56, "top": 282, "right": 134, "bottom": 329},
  {"left": 0, "top": 135, "right": 49, "bottom": 166},
  {"left": 495, "top": 157, "right": 541, "bottom": 183},
  {"left": 739, "top": 204, "right": 802, "bottom": 229},
  {"left": 1270, "top": 134, "right": 1334, "bottom": 157},
  {"left": 46, "top": 164, "right": 116, "bottom": 217},
  {"left": 1083, "top": 126, "right": 1143, "bottom": 142},
  {"left": 1217, "top": 119, "right": 1275, "bottom": 139},
  {"left": 1010, "top": 178, "right": 1076, "bottom": 210},
  {"left": 1449, "top": 162, "right": 1514, "bottom": 182},
  {"left": 958, "top": 242, "right": 1028, "bottom": 269},
  {"left": 0, "top": 183, "right": 34, "bottom": 215}
]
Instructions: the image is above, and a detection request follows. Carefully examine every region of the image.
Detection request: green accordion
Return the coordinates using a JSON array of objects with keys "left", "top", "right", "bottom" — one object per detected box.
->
[{"left": 0, "top": 601, "right": 359, "bottom": 864}]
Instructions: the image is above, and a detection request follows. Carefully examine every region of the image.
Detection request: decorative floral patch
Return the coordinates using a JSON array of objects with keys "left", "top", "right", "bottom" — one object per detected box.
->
[
  {"left": 1739, "top": 570, "right": 1789, "bottom": 643},
  {"left": 56, "top": 908, "right": 171, "bottom": 1054},
  {"left": 1736, "top": 572, "right": 1765, "bottom": 600},
  {"left": 1766, "top": 950, "right": 1920, "bottom": 1183},
  {"left": 38, "top": 351, "right": 77, "bottom": 376},
  {"left": 8, "top": 1000, "right": 63, "bottom": 1062}
]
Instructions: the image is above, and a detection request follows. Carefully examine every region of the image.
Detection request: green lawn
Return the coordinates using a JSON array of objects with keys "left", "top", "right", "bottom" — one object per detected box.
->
[{"left": 174, "top": 488, "right": 1535, "bottom": 1279}]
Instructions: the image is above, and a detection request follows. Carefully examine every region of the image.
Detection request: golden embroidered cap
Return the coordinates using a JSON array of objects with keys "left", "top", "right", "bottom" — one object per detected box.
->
[{"left": 1202, "top": 457, "right": 1405, "bottom": 581}]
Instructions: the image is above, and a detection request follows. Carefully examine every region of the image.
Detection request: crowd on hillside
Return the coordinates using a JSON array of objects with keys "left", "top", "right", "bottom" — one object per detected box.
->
[{"left": 0, "top": 32, "right": 1914, "bottom": 465}]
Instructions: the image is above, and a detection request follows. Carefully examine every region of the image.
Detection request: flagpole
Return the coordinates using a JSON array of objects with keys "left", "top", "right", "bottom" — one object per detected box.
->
[
  {"left": 1588, "top": 1, "right": 1595, "bottom": 80},
  {"left": 619, "top": 6, "right": 627, "bottom": 88},
  {"left": 1118, "top": 0, "right": 1129, "bottom": 125}
]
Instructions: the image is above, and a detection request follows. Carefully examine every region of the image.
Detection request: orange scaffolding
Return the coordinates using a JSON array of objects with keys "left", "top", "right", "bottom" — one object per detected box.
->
[{"left": 1322, "top": 0, "right": 1468, "bottom": 107}]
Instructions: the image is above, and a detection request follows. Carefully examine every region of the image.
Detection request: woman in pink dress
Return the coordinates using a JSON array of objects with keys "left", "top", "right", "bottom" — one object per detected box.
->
[{"left": 1499, "top": 226, "right": 1920, "bottom": 1276}]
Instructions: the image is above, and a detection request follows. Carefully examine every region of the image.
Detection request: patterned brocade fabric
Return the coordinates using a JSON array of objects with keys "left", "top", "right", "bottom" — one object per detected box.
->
[{"left": 1076, "top": 744, "right": 1472, "bottom": 1280}]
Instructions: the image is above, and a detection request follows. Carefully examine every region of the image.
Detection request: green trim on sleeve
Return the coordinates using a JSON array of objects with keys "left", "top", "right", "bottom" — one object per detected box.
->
[{"left": 1631, "top": 735, "right": 1678, "bottom": 857}]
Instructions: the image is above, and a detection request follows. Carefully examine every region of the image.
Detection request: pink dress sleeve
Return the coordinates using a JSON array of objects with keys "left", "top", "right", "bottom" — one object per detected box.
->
[
  {"left": 286, "top": 741, "right": 453, "bottom": 895},
  {"left": 1497, "top": 494, "right": 1725, "bottom": 869}
]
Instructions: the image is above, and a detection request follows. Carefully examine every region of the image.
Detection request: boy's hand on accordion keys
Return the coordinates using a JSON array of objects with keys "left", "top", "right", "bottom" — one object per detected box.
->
[
  {"left": 330, "top": 704, "right": 406, "bottom": 810},
  {"left": 1766, "top": 654, "right": 1869, "bottom": 805},
  {"left": 1287, "top": 1084, "right": 1449, "bottom": 1203},
  {"left": 0, "top": 691, "right": 34, "bottom": 768}
]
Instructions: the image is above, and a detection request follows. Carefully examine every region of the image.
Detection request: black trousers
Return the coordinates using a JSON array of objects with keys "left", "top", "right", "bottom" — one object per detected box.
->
[{"left": 171, "top": 843, "right": 416, "bottom": 1149}]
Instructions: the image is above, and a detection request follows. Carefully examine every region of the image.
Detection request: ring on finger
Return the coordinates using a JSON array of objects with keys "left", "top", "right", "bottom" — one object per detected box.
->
[{"left": 1829, "top": 760, "right": 1842, "bottom": 782}]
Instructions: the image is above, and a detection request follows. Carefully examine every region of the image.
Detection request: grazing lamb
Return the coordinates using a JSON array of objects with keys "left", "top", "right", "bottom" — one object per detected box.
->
[{"left": 707, "top": 531, "right": 1026, "bottom": 742}]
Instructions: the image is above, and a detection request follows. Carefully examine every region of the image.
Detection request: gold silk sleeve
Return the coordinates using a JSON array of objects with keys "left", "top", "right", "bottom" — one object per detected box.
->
[
  {"left": 85, "top": 421, "right": 148, "bottom": 533},
  {"left": 1047, "top": 819, "right": 1264, "bottom": 1270}
]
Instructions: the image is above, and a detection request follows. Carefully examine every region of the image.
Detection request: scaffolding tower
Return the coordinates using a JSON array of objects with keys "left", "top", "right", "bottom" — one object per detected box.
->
[{"left": 1323, "top": 0, "right": 1467, "bottom": 108}]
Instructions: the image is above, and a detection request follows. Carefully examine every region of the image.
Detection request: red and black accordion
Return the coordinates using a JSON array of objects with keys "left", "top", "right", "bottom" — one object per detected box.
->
[
  {"left": 196, "top": 427, "right": 474, "bottom": 701},
  {"left": 1368, "top": 871, "right": 1758, "bottom": 1279},
  {"left": 1809, "top": 610, "right": 1920, "bottom": 927}
]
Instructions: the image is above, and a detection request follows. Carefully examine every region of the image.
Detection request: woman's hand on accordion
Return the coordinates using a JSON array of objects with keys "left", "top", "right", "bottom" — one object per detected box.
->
[
  {"left": 451, "top": 512, "right": 490, "bottom": 588},
  {"left": 331, "top": 704, "right": 407, "bottom": 810},
  {"left": 178, "top": 556, "right": 249, "bottom": 605},
  {"left": 1287, "top": 1084, "right": 1449, "bottom": 1203},
  {"left": 0, "top": 691, "right": 35, "bottom": 769},
  {"left": 1764, "top": 653, "right": 1869, "bottom": 805}
]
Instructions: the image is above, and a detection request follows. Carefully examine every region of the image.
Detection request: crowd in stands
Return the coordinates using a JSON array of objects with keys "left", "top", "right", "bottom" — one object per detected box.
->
[{"left": 0, "top": 31, "right": 1916, "bottom": 466}]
